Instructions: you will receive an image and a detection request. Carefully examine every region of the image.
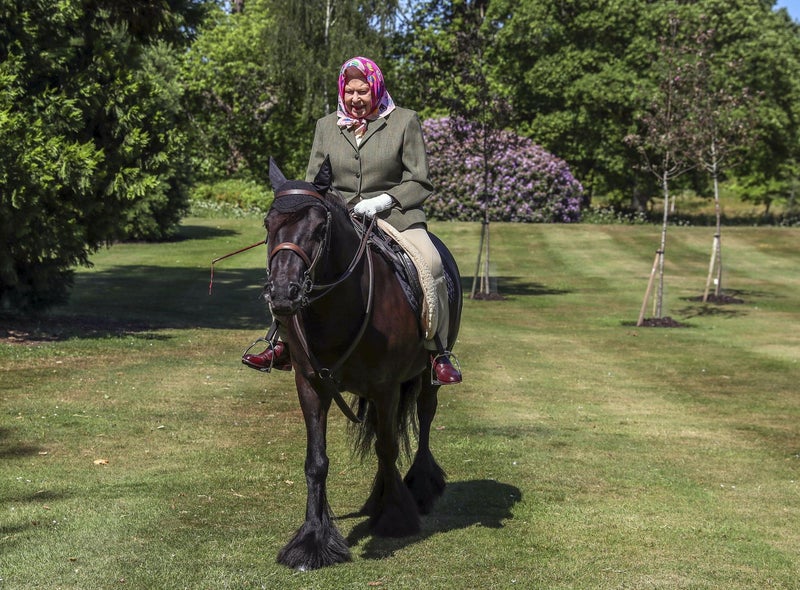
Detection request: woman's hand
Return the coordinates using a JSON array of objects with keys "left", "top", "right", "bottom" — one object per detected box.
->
[{"left": 353, "top": 193, "right": 394, "bottom": 218}]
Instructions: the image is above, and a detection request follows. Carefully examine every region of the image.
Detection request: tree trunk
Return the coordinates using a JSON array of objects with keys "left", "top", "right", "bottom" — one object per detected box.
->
[
  {"left": 637, "top": 251, "right": 660, "bottom": 327},
  {"left": 702, "top": 143, "right": 723, "bottom": 302},
  {"left": 656, "top": 170, "right": 670, "bottom": 318},
  {"left": 483, "top": 211, "right": 491, "bottom": 295},
  {"left": 712, "top": 167, "right": 723, "bottom": 297},
  {"left": 470, "top": 218, "right": 486, "bottom": 299},
  {"left": 702, "top": 235, "right": 718, "bottom": 303},
  {"left": 323, "top": 0, "right": 334, "bottom": 114}
]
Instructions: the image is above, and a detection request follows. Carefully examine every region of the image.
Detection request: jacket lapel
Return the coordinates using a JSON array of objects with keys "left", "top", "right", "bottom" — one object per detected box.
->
[
  {"left": 339, "top": 126, "right": 358, "bottom": 151},
  {"left": 359, "top": 117, "right": 387, "bottom": 147}
]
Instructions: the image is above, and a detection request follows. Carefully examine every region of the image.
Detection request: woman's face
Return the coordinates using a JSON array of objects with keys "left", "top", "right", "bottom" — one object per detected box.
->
[{"left": 343, "top": 72, "right": 373, "bottom": 118}]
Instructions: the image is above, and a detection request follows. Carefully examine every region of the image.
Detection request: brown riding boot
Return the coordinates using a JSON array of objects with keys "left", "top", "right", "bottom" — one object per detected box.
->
[{"left": 242, "top": 341, "right": 292, "bottom": 372}]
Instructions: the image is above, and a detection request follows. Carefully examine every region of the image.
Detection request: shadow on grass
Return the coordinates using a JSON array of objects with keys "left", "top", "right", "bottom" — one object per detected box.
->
[
  {"left": 0, "top": 485, "right": 72, "bottom": 550},
  {"left": 675, "top": 304, "right": 748, "bottom": 320},
  {"left": 2, "top": 265, "right": 271, "bottom": 342},
  {"left": 0, "top": 427, "right": 70, "bottom": 540},
  {"left": 343, "top": 479, "right": 522, "bottom": 560},
  {"left": 0, "top": 427, "right": 45, "bottom": 458},
  {"left": 0, "top": 313, "right": 172, "bottom": 343},
  {"left": 674, "top": 288, "right": 774, "bottom": 320},
  {"left": 65, "top": 264, "right": 270, "bottom": 330},
  {"left": 460, "top": 276, "right": 570, "bottom": 298},
  {"left": 619, "top": 287, "right": 783, "bottom": 327},
  {"left": 3, "top": 489, "right": 68, "bottom": 504},
  {"left": 171, "top": 224, "right": 242, "bottom": 242},
  {"left": 4, "top": 270, "right": 570, "bottom": 343}
]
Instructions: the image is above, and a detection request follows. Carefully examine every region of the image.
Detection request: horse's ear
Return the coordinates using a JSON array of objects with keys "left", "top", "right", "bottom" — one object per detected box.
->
[
  {"left": 311, "top": 155, "right": 332, "bottom": 195},
  {"left": 269, "top": 157, "right": 287, "bottom": 191}
]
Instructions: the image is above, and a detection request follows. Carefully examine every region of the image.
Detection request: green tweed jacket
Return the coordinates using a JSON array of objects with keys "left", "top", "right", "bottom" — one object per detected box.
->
[{"left": 305, "top": 107, "right": 433, "bottom": 231}]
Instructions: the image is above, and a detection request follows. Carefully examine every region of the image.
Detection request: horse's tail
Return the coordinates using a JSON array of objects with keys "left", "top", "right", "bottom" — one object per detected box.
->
[{"left": 348, "top": 378, "right": 420, "bottom": 461}]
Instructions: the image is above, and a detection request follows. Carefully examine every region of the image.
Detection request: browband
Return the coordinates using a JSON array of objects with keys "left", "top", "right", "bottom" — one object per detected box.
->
[{"left": 274, "top": 189, "right": 323, "bottom": 200}]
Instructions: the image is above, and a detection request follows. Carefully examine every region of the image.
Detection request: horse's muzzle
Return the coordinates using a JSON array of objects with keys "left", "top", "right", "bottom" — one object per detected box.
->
[{"left": 265, "top": 278, "right": 308, "bottom": 316}]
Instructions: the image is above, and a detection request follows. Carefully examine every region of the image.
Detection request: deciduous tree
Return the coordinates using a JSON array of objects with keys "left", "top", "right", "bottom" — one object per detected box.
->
[
  {"left": 397, "top": 0, "right": 510, "bottom": 297},
  {"left": 626, "top": 15, "right": 697, "bottom": 326},
  {"left": 681, "top": 27, "right": 759, "bottom": 301},
  {"left": 182, "top": 0, "right": 398, "bottom": 180},
  {"left": 397, "top": 0, "right": 800, "bottom": 211}
]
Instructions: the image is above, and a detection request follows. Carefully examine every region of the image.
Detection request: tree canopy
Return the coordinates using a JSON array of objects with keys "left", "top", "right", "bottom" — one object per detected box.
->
[
  {"left": 424, "top": 0, "right": 800, "bottom": 209},
  {"left": 181, "top": 0, "right": 398, "bottom": 181}
]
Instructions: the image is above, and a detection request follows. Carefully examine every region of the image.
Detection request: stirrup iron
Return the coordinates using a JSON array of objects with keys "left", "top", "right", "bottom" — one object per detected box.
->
[
  {"left": 242, "top": 337, "right": 279, "bottom": 373},
  {"left": 430, "top": 350, "right": 462, "bottom": 385}
]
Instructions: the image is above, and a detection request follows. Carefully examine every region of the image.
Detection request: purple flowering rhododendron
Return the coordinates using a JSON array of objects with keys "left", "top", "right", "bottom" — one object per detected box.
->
[{"left": 422, "top": 117, "right": 584, "bottom": 223}]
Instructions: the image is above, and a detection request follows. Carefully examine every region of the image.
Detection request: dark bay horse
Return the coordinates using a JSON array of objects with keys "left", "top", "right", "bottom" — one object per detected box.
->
[{"left": 263, "top": 158, "right": 462, "bottom": 570}]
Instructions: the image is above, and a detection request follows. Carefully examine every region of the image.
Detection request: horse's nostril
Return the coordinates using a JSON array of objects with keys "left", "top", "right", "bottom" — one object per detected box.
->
[{"left": 288, "top": 282, "right": 300, "bottom": 300}]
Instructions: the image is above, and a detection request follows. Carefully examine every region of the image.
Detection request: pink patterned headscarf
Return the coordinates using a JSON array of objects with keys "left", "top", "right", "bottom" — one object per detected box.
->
[{"left": 336, "top": 56, "right": 396, "bottom": 138}]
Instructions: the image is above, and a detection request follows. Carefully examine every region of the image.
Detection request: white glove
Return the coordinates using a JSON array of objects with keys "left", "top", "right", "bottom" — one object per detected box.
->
[{"left": 353, "top": 193, "right": 394, "bottom": 218}]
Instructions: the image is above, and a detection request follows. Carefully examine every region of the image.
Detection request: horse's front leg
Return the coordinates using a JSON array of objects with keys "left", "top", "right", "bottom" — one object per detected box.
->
[
  {"left": 277, "top": 376, "right": 350, "bottom": 570},
  {"left": 363, "top": 385, "right": 421, "bottom": 537}
]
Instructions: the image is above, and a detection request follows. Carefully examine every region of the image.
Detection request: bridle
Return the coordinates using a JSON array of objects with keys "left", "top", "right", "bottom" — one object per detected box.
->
[
  {"left": 267, "top": 188, "right": 375, "bottom": 309},
  {"left": 267, "top": 191, "right": 331, "bottom": 310},
  {"left": 268, "top": 188, "right": 377, "bottom": 422}
]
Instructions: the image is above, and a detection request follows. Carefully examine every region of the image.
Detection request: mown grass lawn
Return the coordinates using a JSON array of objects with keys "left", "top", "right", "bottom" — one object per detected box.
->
[{"left": 2, "top": 217, "right": 798, "bottom": 589}]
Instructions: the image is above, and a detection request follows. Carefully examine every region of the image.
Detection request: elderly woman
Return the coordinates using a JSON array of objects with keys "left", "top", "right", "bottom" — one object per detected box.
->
[{"left": 244, "top": 56, "right": 461, "bottom": 385}]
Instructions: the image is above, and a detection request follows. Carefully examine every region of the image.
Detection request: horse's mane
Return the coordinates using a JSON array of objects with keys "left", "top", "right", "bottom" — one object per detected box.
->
[{"left": 321, "top": 188, "right": 349, "bottom": 218}]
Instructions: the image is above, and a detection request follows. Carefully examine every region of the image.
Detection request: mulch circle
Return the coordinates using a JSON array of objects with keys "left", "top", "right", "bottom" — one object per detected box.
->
[
  {"left": 638, "top": 316, "right": 687, "bottom": 328},
  {"left": 471, "top": 292, "right": 507, "bottom": 301},
  {"left": 687, "top": 293, "right": 745, "bottom": 305}
]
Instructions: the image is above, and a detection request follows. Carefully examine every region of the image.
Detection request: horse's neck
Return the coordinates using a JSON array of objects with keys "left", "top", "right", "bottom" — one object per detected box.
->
[
  {"left": 328, "top": 216, "right": 363, "bottom": 272},
  {"left": 303, "top": 217, "right": 368, "bottom": 331}
]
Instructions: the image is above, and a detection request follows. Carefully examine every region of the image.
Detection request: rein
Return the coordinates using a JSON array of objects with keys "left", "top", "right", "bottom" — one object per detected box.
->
[
  {"left": 207, "top": 188, "right": 377, "bottom": 423},
  {"left": 289, "top": 244, "right": 374, "bottom": 424},
  {"left": 269, "top": 188, "right": 378, "bottom": 423},
  {"left": 269, "top": 188, "right": 375, "bottom": 305},
  {"left": 304, "top": 215, "right": 375, "bottom": 302}
]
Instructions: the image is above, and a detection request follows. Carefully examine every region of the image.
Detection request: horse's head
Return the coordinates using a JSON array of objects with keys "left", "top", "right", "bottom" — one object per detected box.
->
[{"left": 263, "top": 157, "right": 338, "bottom": 316}]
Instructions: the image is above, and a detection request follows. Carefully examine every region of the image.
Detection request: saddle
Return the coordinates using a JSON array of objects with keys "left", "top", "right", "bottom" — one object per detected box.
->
[{"left": 356, "top": 218, "right": 438, "bottom": 340}]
